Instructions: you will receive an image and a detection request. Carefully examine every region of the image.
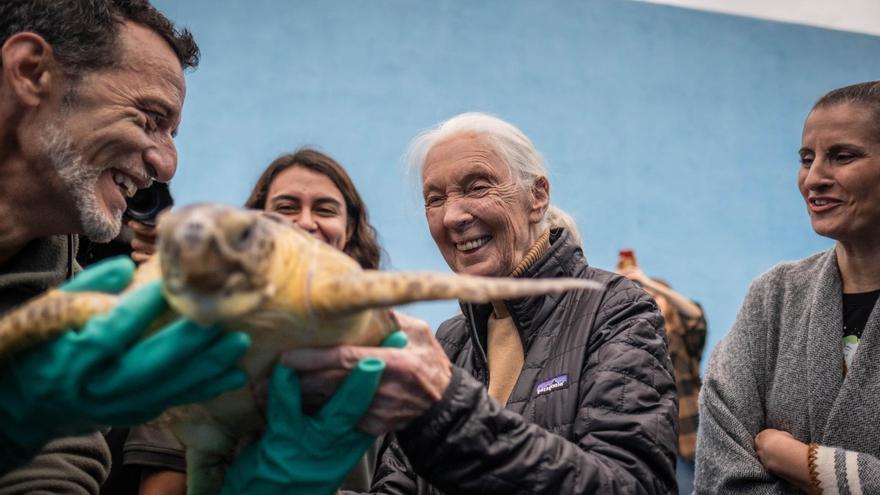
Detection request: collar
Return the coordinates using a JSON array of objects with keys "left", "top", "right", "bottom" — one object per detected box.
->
[
  {"left": 461, "top": 228, "right": 588, "bottom": 350},
  {"left": 492, "top": 229, "right": 551, "bottom": 318}
]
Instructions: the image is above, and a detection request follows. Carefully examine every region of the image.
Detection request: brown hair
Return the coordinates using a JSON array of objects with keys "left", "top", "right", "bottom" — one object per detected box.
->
[{"left": 245, "top": 149, "right": 383, "bottom": 270}]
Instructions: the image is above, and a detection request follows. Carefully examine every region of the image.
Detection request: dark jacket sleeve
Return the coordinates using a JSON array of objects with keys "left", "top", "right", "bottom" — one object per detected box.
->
[
  {"left": 362, "top": 435, "right": 419, "bottom": 494},
  {"left": 0, "top": 433, "right": 110, "bottom": 495},
  {"left": 383, "top": 283, "right": 678, "bottom": 494}
]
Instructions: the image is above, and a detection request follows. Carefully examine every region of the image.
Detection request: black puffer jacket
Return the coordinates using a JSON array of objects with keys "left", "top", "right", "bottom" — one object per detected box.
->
[{"left": 358, "top": 229, "right": 678, "bottom": 494}]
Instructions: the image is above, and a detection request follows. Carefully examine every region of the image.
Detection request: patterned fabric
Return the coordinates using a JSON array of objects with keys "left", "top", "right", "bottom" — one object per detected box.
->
[
  {"left": 666, "top": 307, "right": 707, "bottom": 461},
  {"left": 811, "top": 445, "right": 868, "bottom": 495}
]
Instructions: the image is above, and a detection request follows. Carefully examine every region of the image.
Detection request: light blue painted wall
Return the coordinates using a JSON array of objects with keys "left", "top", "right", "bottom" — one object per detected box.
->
[{"left": 152, "top": 0, "right": 880, "bottom": 366}]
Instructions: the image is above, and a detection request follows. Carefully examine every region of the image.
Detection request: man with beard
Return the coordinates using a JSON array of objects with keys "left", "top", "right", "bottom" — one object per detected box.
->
[{"left": 0, "top": 2, "right": 252, "bottom": 493}]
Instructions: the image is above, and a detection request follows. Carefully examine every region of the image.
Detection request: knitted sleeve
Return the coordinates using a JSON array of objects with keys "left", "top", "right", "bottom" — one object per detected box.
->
[{"left": 810, "top": 445, "right": 880, "bottom": 494}]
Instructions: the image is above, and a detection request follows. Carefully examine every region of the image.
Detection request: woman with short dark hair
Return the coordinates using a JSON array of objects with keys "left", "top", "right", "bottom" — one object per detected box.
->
[{"left": 696, "top": 81, "right": 880, "bottom": 494}]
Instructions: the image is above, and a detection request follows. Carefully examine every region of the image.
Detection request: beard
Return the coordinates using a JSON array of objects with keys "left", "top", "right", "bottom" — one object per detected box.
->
[{"left": 42, "top": 124, "right": 122, "bottom": 243}]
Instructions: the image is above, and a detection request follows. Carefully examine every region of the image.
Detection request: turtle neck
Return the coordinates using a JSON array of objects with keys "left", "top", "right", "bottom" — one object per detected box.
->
[
  {"left": 486, "top": 229, "right": 551, "bottom": 406},
  {"left": 488, "top": 228, "right": 552, "bottom": 317}
]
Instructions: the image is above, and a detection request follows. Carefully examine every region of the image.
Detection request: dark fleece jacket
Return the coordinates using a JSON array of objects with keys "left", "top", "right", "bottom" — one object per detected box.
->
[
  {"left": 353, "top": 229, "right": 678, "bottom": 495},
  {"left": 0, "top": 235, "right": 111, "bottom": 495}
]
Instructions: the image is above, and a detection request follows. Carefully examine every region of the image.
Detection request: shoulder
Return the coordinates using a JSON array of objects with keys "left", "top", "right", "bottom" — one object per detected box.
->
[
  {"left": 709, "top": 251, "right": 834, "bottom": 369},
  {"left": 576, "top": 267, "right": 668, "bottom": 365},
  {"left": 756, "top": 249, "right": 829, "bottom": 285},
  {"left": 744, "top": 249, "right": 833, "bottom": 306},
  {"left": 580, "top": 266, "right": 658, "bottom": 323}
]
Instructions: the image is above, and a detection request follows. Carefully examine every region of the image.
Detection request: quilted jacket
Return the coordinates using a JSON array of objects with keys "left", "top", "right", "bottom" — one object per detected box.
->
[{"left": 354, "top": 229, "right": 678, "bottom": 495}]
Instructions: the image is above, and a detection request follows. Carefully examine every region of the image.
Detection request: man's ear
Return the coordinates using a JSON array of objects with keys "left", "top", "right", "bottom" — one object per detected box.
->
[
  {"left": 528, "top": 176, "right": 550, "bottom": 224},
  {"left": 1, "top": 32, "right": 60, "bottom": 108}
]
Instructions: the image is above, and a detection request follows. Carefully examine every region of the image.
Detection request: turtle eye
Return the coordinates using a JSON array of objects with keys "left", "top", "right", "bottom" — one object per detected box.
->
[{"left": 236, "top": 224, "right": 254, "bottom": 247}]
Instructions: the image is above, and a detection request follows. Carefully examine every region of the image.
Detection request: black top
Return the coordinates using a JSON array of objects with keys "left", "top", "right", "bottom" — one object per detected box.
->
[{"left": 842, "top": 289, "right": 880, "bottom": 339}]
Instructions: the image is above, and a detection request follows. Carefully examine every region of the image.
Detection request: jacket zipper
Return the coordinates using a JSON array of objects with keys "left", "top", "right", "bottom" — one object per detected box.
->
[{"left": 465, "top": 304, "right": 490, "bottom": 385}]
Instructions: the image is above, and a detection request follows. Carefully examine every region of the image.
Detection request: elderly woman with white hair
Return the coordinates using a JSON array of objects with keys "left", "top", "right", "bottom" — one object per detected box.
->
[{"left": 285, "top": 112, "right": 678, "bottom": 494}]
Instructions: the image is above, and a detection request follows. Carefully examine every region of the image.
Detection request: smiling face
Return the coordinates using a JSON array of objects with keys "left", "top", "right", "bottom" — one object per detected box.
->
[
  {"left": 265, "top": 165, "right": 350, "bottom": 251},
  {"left": 421, "top": 133, "right": 548, "bottom": 277},
  {"left": 43, "top": 22, "right": 185, "bottom": 242},
  {"left": 798, "top": 103, "right": 880, "bottom": 247}
]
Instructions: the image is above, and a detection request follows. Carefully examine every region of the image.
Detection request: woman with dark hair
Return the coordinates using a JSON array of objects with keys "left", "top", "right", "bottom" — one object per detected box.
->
[
  {"left": 696, "top": 81, "right": 880, "bottom": 493},
  {"left": 244, "top": 149, "right": 382, "bottom": 270}
]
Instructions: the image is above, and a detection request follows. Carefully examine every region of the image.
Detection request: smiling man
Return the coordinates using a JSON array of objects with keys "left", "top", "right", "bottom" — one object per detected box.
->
[{"left": 0, "top": 2, "right": 250, "bottom": 494}]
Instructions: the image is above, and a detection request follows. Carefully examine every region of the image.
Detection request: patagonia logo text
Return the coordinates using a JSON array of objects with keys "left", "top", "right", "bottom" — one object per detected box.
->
[{"left": 536, "top": 374, "right": 569, "bottom": 396}]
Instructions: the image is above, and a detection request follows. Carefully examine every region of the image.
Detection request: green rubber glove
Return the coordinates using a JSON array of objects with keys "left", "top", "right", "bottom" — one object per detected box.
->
[
  {"left": 0, "top": 256, "right": 251, "bottom": 467},
  {"left": 220, "top": 330, "right": 408, "bottom": 495}
]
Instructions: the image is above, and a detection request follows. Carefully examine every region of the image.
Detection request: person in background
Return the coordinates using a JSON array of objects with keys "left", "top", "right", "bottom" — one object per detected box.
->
[
  {"left": 696, "top": 81, "right": 880, "bottom": 493},
  {"left": 0, "top": 1, "right": 251, "bottom": 493},
  {"left": 616, "top": 250, "right": 707, "bottom": 495},
  {"left": 244, "top": 149, "right": 383, "bottom": 270},
  {"left": 286, "top": 112, "right": 679, "bottom": 494}
]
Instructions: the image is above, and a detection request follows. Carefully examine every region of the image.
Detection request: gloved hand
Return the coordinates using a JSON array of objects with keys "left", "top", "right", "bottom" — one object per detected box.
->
[
  {"left": 0, "top": 256, "right": 251, "bottom": 467},
  {"left": 221, "top": 331, "right": 408, "bottom": 495}
]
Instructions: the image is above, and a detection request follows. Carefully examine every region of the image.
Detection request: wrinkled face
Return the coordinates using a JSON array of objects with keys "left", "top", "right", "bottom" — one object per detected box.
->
[
  {"left": 798, "top": 103, "right": 880, "bottom": 246},
  {"left": 45, "top": 22, "right": 185, "bottom": 242},
  {"left": 421, "top": 133, "right": 545, "bottom": 277},
  {"left": 265, "top": 166, "right": 350, "bottom": 251}
]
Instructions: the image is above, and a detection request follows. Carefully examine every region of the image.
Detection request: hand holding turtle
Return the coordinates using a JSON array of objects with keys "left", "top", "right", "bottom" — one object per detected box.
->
[
  {"left": 0, "top": 257, "right": 250, "bottom": 470},
  {"left": 221, "top": 331, "right": 407, "bottom": 495}
]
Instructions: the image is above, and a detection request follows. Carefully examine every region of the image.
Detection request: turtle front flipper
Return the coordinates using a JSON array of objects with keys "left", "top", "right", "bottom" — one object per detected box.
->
[
  {"left": 308, "top": 271, "right": 603, "bottom": 316},
  {"left": 0, "top": 290, "right": 118, "bottom": 357}
]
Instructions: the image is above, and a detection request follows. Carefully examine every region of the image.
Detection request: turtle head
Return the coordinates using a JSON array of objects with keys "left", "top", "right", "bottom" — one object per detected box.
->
[{"left": 157, "top": 204, "right": 278, "bottom": 325}]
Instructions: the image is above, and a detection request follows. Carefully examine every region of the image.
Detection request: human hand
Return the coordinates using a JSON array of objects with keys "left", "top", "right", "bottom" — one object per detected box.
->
[
  {"left": 616, "top": 265, "right": 650, "bottom": 285},
  {"left": 281, "top": 311, "right": 452, "bottom": 436},
  {"left": 755, "top": 428, "right": 812, "bottom": 492},
  {"left": 0, "top": 257, "right": 251, "bottom": 456},
  {"left": 220, "top": 357, "right": 387, "bottom": 495},
  {"left": 129, "top": 220, "right": 158, "bottom": 264}
]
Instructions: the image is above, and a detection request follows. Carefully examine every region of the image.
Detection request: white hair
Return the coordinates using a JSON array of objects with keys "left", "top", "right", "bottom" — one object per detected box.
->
[{"left": 406, "top": 112, "right": 582, "bottom": 245}]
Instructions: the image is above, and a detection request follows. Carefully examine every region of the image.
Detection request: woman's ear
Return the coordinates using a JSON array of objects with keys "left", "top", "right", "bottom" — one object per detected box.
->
[
  {"left": 529, "top": 176, "right": 550, "bottom": 224},
  {"left": 1, "top": 32, "right": 60, "bottom": 108}
]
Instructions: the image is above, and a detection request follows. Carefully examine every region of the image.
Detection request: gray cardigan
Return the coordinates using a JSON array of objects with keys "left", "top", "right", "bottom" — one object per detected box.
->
[{"left": 695, "top": 249, "right": 880, "bottom": 494}]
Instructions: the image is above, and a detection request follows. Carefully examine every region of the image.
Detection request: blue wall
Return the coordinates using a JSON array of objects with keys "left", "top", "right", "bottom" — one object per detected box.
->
[{"left": 152, "top": 0, "right": 880, "bottom": 365}]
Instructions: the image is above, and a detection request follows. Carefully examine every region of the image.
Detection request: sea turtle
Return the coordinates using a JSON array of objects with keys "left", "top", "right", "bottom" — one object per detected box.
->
[{"left": 0, "top": 203, "right": 601, "bottom": 494}]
